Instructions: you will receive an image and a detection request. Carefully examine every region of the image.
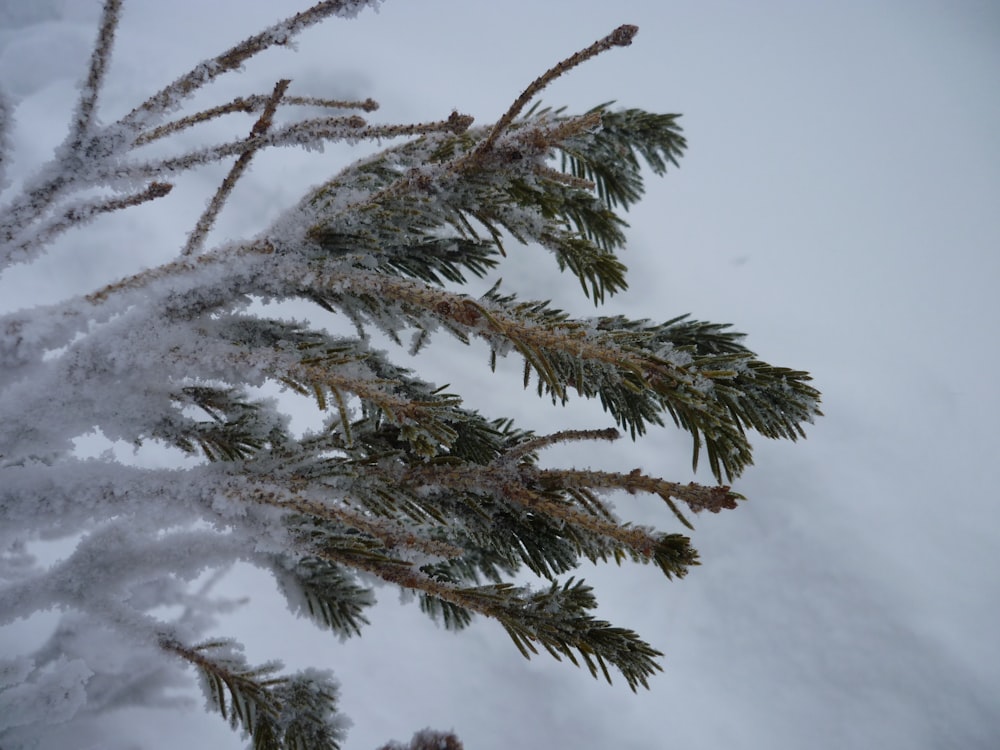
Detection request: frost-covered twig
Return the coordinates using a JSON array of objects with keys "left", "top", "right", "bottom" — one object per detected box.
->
[
  {"left": 134, "top": 93, "right": 379, "bottom": 146},
  {"left": 474, "top": 24, "right": 638, "bottom": 157},
  {"left": 183, "top": 79, "right": 291, "bottom": 256},
  {"left": 499, "top": 426, "right": 621, "bottom": 463},
  {"left": 4, "top": 181, "right": 172, "bottom": 261},
  {"left": 104, "top": 113, "right": 483, "bottom": 186},
  {"left": 70, "top": 0, "right": 122, "bottom": 148},
  {"left": 0, "top": 1, "right": 126, "bottom": 264},
  {"left": 120, "top": 0, "right": 382, "bottom": 133}
]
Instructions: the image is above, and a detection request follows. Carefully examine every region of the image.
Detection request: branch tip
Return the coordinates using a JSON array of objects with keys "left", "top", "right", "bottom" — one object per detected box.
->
[
  {"left": 474, "top": 22, "right": 642, "bottom": 157},
  {"left": 609, "top": 24, "right": 639, "bottom": 47},
  {"left": 447, "top": 111, "right": 475, "bottom": 133}
]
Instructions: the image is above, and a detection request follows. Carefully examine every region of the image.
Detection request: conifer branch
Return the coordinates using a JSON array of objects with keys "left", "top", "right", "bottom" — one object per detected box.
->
[
  {"left": 314, "top": 543, "right": 663, "bottom": 690},
  {"left": 156, "top": 393, "right": 270, "bottom": 463},
  {"left": 398, "top": 458, "right": 701, "bottom": 579},
  {"left": 501, "top": 481, "right": 698, "bottom": 578},
  {"left": 292, "top": 266, "right": 819, "bottom": 480},
  {"left": 559, "top": 107, "right": 686, "bottom": 211},
  {"left": 161, "top": 638, "right": 284, "bottom": 735},
  {"left": 543, "top": 467, "right": 741, "bottom": 529},
  {"left": 1, "top": 6, "right": 822, "bottom": 744},
  {"left": 161, "top": 638, "right": 347, "bottom": 750},
  {"left": 268, "top": 554, "right": 374, "bottom": 637}
]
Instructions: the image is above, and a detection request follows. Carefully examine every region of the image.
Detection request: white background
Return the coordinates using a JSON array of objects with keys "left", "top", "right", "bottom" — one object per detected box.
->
[{"left": 1, "top": 1, "right": 998, "bottom": 748}]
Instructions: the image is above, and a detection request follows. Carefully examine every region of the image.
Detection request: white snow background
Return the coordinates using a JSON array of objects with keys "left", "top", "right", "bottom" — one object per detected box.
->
[{"left": 1, "top": 1, "right": 998, "bottom": 748}]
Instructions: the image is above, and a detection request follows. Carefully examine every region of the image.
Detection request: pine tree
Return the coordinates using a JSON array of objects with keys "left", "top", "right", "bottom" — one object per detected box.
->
[{"left": 0, "top": 3, "right": 821, "bottom": 748}]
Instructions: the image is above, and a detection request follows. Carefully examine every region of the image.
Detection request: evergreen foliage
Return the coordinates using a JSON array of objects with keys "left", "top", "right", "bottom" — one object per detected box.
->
[{"left": 0, "top": 2, "right": 821, "bottom": 747}]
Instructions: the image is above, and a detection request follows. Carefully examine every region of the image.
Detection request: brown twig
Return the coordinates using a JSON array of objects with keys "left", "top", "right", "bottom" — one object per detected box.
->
[
  {"left": 134, "top": 94, "right": 379, "bottom": 146},
  {"left": 84, "top": 240, "right": 272, "bottom": 304},
  {"left": 8, "top": 182, "right": 172, "bottom": 260},
  {"left": 121, "top": 0, "right": 370, "bottom": 132},
  {"left": 550, "top": 467, "right": 741, "bottom": 528},
  {"left": 399, "top": 460, "right": 667, "bottom": 562},
  {"left": 356, "top": 111, "right": 474, "bottom": 140},
  {"left": 71, "top": 0, "right": 122, "bottom": 145},
  {"left": 0, "top": 0, "right": 124, "bottom": 256},
  {"left": 183, "top": 79, "right": 290, "bottom": 256},
  {"left": 474, "top": 24, "right": 638, "bottom": 158}
]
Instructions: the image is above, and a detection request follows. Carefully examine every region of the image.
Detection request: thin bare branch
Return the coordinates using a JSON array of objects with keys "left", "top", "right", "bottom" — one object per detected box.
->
[
  {"left": 474, "top": 24, "right": 638, "bottom": 157},
  {"left": 120, "top": 0, "right": 376, "bottom": 132},
  {"left": 7, "top": 182, "right": 172, "bottom": 261},
  {"left": 134, "top": 98, "right": 261, "bottom": 147},
  {"left": 134, "top": 94, "right": 379, "bottom": 147},
  {"left": 71, "top": 0, "right": 123, "bottom": 145},
  {"left": 0, "top": 1, "right": 124, "bottom": 260},
  {"left": 287, "top": 95, "right": 379, "bottom": 112},
  {"left": 85, "top": 239, "right": 271, "bottom": 304},
  {"left": 96, "top": 116, "right": 367, "bottom": 183},
  {"left": 183, "top": 79, "right": 291, "bottom": 256},
  {"left": 363, "top": 111, "right": 474, "bottom": 139},
  {"left": 97, "top": 112, "right": 475, "bottom": 187}
]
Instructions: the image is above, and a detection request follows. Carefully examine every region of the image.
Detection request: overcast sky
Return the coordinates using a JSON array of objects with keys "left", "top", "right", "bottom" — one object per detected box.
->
[{"left": 1, "top": 1, "right": 998, "bottom": 748}]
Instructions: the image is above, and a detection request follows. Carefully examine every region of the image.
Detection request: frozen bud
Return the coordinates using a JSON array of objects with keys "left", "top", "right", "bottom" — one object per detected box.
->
[{"left": 609, "top": 24, "right": 639, "bottom": 47}]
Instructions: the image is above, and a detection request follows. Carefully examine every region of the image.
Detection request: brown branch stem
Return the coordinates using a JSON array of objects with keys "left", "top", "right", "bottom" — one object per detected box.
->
[
  {"left": 71, "top": 0, "right": 122, "bottom": 145},
  {"left": 183, "top": 79, "right": 290, "bottom": 256},
  {"left": 121, "top": 0, "right": 368, "bottom": 131},
  {"left": 474, "top": 24, "right": 637, "bottom": 157},
  {"left": 135, "top": 94, "right": 379, "bottom": 146}
]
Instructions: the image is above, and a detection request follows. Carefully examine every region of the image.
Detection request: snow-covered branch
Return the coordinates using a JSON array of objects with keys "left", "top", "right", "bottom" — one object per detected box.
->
[{"left": 0, "top": 3, "right": 819, "bottom": 747}]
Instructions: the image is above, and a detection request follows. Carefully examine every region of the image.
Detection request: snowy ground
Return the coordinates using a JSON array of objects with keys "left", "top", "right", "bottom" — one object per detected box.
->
[{"left": 1, "top": 1, "right": 998, "bottom": 748}]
